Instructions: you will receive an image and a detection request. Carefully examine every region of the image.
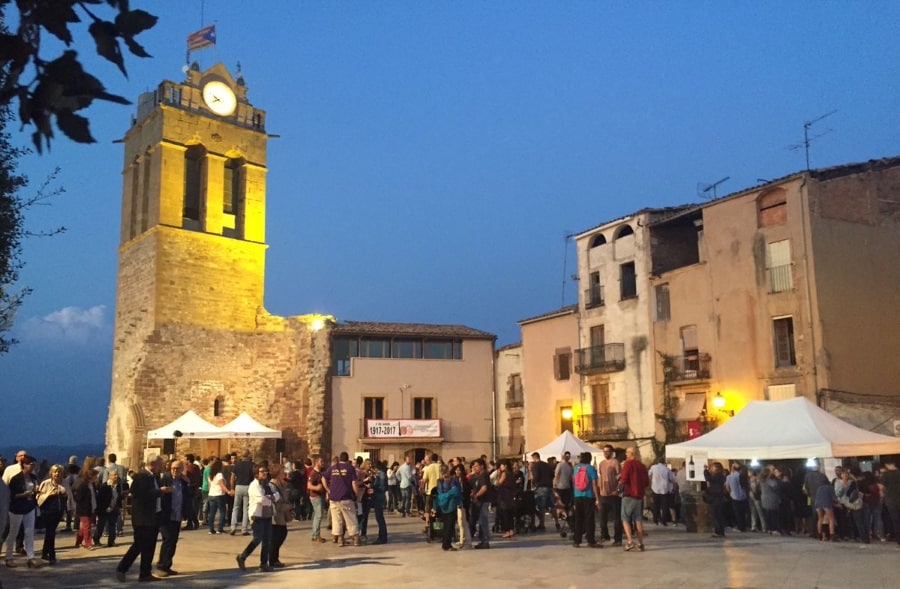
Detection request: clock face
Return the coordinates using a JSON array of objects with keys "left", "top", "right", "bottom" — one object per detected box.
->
[{"left": 202, "top": 81, "right": 237, "bottom": 116}]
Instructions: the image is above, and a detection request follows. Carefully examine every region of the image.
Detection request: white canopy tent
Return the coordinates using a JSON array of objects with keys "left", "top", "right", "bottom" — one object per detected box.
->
[
  {"left": 528, "top": 430, "right": 604, "bottom": 464},
  {"left": 146, "top": 410, "right": 223, "bottom": 440},
  {"left": 666, "top": 397, "right": 900, "bottom": 460},
  {"left": 218, "top": 412, "right": 282, "bottom": 438}
]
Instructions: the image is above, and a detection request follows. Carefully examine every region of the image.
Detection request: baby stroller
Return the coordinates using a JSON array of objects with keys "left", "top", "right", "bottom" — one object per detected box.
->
[
  {"left": 513, "top": 490, "right": 538, "bottom": 534},
  {"left": 553, "top": 490, "right": 572, "bottom": 539}
]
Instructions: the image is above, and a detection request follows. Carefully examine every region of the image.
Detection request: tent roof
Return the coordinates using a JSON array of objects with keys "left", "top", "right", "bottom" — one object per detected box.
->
[
  {"left": 147, "top": 410, "right": 222, "bottom": 440},
  {"left": 666, "top": 396, "right": 900, "bottom": 459},
  {"left": 528, "top": 430, "right": 601, "bottom": 460},
  {"left": 219, "top": 412, "right": 282, "bottom": 438}
]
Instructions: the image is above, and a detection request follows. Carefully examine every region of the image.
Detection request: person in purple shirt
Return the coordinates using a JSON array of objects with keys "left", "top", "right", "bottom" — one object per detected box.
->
[{"left": 323, "top": 452, "right": 360, "bottom": 546}]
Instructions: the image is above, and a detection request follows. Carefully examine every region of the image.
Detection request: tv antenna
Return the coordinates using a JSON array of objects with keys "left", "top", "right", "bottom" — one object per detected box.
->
[
  {"left": 789, "top": 109, "right": 837, "bottom": 171},
  {"left": 696, "top": 176, "right": 730, "bottom": 200},
  {"left": 560, "top": 231, "right": 576, "bottom": 307}
]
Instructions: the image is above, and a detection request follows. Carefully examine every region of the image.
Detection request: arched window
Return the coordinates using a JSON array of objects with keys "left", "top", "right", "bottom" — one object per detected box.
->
[
  {"left": 589, "top": 234, "right": 607, "bottom": 248},
  {"left": 183, "top": 144, "right": 206, "bottom": 225},
  {"left": 213, "top": 396, "right": 225, "bottom": 417},
  {"left": 758, "top": 188, "right": 787, "bottom": 227},
  {"left": 614, "top": 224, "right": 634, "bottom": 239}
]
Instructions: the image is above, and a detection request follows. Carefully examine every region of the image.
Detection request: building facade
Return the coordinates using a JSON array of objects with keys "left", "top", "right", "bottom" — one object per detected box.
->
[
  {"left": 331, "top": 322, "right": 496, "bottom": 464},
  {"left": 495, "top": 342, "right": 524, "bottom": 458},
  {"left": 517, "top": 306, "right": 581, "bottom": 453},
  {"left": 648, "top": 158, "right": 900, "bottom": 437},
  {"left": 104, "top": 64, "right": 332, "bottom": 467}
]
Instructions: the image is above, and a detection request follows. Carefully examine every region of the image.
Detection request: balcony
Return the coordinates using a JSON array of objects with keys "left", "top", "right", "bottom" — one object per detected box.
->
[
  {"left": 666, "top": 353, "right": 711, "bottom": 382},
  {"left": 584, "top": 285, "right": 604, "bottom": 309},
  {"left": 575, "top": 343, "right": 625, "bottom": 374},
  {"left": 581, "top": 412, "right": 629, "bottom": 442}
]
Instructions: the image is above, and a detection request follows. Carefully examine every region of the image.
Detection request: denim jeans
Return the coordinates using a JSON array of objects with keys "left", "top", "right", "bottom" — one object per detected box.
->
[
  {"left": 400, "top": 486, "right": 412, "bottom": 514},
  {"left": 475, "top": 501, "right": 491, "bottom": 544},
  {"left": 207, "top": 495, "right": 226, "bottom": 533},
  {"left": 311, "top": 495, "right": 324, "bottom": 539},
  {"left": 231, "top": 485, "right": 250, "bottom": 533}
]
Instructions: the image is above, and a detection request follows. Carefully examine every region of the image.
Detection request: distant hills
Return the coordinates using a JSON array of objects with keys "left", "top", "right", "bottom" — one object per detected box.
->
[{"left": 0, "top": 443, "right": 106, "bottom": 468}]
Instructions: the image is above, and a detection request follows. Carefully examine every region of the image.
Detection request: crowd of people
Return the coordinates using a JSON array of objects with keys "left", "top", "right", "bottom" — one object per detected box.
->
[{"left": 2, "top": 446, "right": 899, "bottom": 582}]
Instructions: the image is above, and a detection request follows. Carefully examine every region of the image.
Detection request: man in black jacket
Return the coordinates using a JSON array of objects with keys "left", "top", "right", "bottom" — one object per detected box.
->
[
  {"left": 116, "top": 455, "right": 165, "bottom": 583},
  {"left": 155, "top": 460, "right": 187, "bottom": 578}
]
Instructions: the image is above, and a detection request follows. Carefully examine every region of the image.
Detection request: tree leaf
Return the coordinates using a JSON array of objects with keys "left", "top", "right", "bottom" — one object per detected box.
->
[
  {"left": 123, "top": 36, "right": 151, "bottom": 59},
  {"left": 88, "top": 20, "right": 126, "bottom": 76},
  {"left": 115, "top": 9, "right": 158, "bottom": 37},
  {"left": 56, "top": 111, "right": 96, "bottom": 144}
]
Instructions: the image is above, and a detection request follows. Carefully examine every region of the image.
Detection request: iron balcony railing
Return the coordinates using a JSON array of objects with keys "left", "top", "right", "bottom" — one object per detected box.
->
[
  {"left": 584, "top": 285, "right": 605, "bottom": 309},
  {"left": 575, "top": 343, "right": 626, "bottom": 374},
  {"left": 581, "top": 412, "right": 629, "bottom": 441},
  {"left": 667, "top": 353, "right": 712, "bottom": 381}
]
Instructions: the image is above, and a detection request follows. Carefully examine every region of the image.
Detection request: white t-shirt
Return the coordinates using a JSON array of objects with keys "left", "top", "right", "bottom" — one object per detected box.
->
[{"left": 208, "top": 473, "right": 225, "bottom": 497}]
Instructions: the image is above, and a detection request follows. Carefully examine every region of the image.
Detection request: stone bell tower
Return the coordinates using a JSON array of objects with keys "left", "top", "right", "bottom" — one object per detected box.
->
[{"left": 105, "top": 63, "right": 332, "bottom": 467}]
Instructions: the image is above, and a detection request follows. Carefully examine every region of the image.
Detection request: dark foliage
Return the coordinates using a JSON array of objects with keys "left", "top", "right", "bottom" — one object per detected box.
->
[{"left": 0, "top": 0, "right": 157, "bottom": 152}]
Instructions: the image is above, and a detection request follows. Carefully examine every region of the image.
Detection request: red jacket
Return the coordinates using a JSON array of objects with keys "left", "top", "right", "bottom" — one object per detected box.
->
[{"left": 620, "top": 459, "right": 649, "bottom": 499}]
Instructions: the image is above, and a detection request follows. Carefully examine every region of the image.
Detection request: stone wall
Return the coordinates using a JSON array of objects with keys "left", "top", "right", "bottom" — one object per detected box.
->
[{"left": 106, "top": 312, "right": 331, "bottom": 468}]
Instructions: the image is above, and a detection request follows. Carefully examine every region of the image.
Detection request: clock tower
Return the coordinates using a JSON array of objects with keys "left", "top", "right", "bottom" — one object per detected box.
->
[{"left": 105, "top": 63, "right": 331, "bottom": 467}]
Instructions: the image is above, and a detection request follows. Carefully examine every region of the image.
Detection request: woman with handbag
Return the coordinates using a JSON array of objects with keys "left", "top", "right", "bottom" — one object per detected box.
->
[
  {"left": 836, "top": 470, "right": 869, "bottom": 543},
  {"left": 268, "top": 465, "right": 292, "bottom": 567},
  {"left": 236, "top": 465, "right": 279, "bottom": 573},
  {"left": 36, "top": 464, "right": 68, "bottom": 564}
]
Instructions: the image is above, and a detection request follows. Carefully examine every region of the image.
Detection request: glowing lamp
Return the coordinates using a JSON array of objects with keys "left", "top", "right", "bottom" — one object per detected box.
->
[{"left": 561, "top": 408, "right": 573, "bottom": 420}]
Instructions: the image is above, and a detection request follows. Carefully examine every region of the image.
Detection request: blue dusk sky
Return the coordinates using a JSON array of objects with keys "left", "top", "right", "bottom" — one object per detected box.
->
[{"left": 1, "top": 2, "right": 898, "bottom": 447}]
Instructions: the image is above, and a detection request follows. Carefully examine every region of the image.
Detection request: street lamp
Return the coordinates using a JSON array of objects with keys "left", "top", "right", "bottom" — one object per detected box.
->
[{"left": 713, "top": 392, "right": 733, "bottom": 417}]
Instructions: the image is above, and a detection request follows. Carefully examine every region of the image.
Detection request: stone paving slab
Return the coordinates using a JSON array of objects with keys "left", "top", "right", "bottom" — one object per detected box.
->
[{"left": 1, "top": 515, "right": 897, "bottom": 589}]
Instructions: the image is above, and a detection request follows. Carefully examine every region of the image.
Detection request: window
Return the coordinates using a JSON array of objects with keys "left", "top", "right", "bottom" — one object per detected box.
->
[
  {"left": 767, "top": 384, "right": 796, "bottom": 400},
  {"left": 363, "top": 397, "right": 384, "bottom": 419},
  {"left": 554, "top": 348, "right": 572, "bottom": 381},
  {"left": 773, "top": 317, "right": 796, "bottom": 367},
  {"left": 586, "top": 271, "right": 604, "bottom": 308},
  {"left": 758, "top": 188, "right": 787, "bottom": 227},
  {"left": 223, "top": 158, "right": 243, "bottom": 215},
  {"left": 392, "top": 339, "right": 423, "bottom": 358},
  {"left": 615, "top": 225, "right": 634, "bottom": 238},
  {"left": 332, "top": 337, "right": 358, "bottom": 376},
  {"left": 360, "top": 338, "right": 390, "bottom": 358},
  {"left": 423, "top": 340, "right": 462, "bottom": 360},
  {"left": 655, "top": 284, "right": 671, "bottom": 321},
  {"left": 680, "top": 325, "right": 699, "bottom": 376},
  {"left": 766, "top": 240, "right": 793, "bottom": 292},
  {"left": 590, "top": 325, "right": 605, "bottom": 347},
  {"left": 183, "top": 145, "right": 205, "bottom": 223},
  {"left": 620, "top": 261, "right": 637, "bottom": 299},
  {"left": 506, "top": 374, "right": 524, "bottom": 407},
  {"left": 591, "top": 383, "right": 609, "bottom": 414},
  {"left": 213, "top": 396, "right": 224, "bottom": 417},
  {"left": 413, "top": 397, "right": 434, "bottom": 419},
  {"left": 589, "top": 234, "right": 607, "bottom": 248}
]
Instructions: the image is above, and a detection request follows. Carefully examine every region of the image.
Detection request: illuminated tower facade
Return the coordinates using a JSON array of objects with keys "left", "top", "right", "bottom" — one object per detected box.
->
[{"left": 105, "top": 63, "right": 331, "bottom": 466}]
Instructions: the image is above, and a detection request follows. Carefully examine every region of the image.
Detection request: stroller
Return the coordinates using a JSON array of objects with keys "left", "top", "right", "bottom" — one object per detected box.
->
[{"left": 553, "top": 490, "right": 572, "bottom": 539}]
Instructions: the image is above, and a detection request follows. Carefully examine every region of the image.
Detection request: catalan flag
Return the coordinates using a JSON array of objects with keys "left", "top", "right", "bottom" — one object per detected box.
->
[{"left": 187, "top": 24, "right": 216, "bottom": 52}]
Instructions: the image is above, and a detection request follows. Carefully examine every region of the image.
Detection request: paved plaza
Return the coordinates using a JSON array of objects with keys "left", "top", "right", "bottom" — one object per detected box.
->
[{"left": 1, "top": 514, "right": 897, "bottom": 589}]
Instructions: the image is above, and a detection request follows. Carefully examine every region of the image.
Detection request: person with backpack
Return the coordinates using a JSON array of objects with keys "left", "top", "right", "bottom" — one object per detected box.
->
[
  {"left": 570, "top": 452, "right": 601, "bottom": 548},
  {"left": 435, "top": 467, "right": 462, "bottom": 551}
]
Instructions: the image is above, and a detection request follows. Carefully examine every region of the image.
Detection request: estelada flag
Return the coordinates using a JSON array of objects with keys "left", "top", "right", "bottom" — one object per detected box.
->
[{"left": 187, "top": 25, "right": 216, "bottom": 52}]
